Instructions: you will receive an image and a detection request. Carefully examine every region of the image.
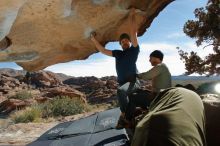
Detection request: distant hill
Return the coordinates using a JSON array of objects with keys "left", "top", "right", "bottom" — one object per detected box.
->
[
  {"left": 172, "top": 75, "right": 220, "bottom": 88},
  {"left": 55, "top": 73, "right": 73, "bottom": 81},
  {"left": 0, "top": 68, "right": 72, "bottom": 81},
  {"left": 0, "top": 68, "right": 25, "bottom": 76},
  {"left": 172, "top": 75, "right": 220, "bottom": 81}
]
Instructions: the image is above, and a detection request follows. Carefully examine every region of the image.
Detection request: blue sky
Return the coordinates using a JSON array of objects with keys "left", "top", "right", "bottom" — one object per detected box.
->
[{"left": 0, "top": 0, "right": 210, "bottom": 77}]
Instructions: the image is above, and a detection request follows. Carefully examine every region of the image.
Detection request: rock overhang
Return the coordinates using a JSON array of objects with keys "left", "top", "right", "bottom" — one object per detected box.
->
[{"left": 0, "top": 0, "right": 174, "bottom": 71}]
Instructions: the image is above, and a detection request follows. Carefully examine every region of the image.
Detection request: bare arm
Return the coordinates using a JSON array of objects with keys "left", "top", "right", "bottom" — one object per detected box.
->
[
  {"left": 90, "top": 33, "right": 113, "bottom": 57},
  {"left": 129, "top": 8, "right": 138, "bottom": 47}
]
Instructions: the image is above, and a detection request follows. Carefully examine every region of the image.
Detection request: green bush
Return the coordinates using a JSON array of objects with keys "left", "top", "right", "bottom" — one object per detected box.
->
[
  {"left": 10, "top": 90, "right": 32, "bottom": 100},
  {"left": 11, "top": 96, "right": 87, "bottom": 123},
  {"left": 42, "top": 96, "right": 86, "bottom": 117},
  {"left": 12, "top": 106, "right": 42, "bottom": 123}
]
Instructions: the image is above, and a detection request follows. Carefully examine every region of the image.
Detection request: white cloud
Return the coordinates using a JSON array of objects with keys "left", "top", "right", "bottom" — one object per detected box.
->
[
  {"left": 166, "top": 32, "right": 186, "bottom": 39},
  {"left": 182, "top": 42, "right": 214, "bottom": 58}
]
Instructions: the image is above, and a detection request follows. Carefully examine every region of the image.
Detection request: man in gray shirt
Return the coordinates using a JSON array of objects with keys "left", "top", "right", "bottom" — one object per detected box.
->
[
  {"left": 138, "top": 50, "right": 171, "bottom": 93},
  {"left": 125, "top": 50, "right": 171, "bottom": 123}
]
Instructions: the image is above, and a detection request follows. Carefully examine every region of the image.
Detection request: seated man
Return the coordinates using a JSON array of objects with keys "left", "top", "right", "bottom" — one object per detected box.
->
[
  {"left": 125, "top": 50, "right": 171, "bottom": 122},
  {"left": 131, "top": 87, "right": 206, "bottom": 146}
]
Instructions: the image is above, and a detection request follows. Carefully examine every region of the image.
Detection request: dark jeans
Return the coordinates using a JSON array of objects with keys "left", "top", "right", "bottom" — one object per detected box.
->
[
  {"left": 117, "top": 80, "right": 140, "bottom": 113},
  {"left": 125, "top": 89, "right": 156, "bottom": 121}
]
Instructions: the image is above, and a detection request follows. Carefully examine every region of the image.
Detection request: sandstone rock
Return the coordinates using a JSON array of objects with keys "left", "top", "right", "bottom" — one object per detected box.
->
[
  {"left": 202, "top": 94, "right": 220, "bottom": 146},
  {"left": 42, "top": 86, "right": 87, "bottom": 103},
  {"left": 105, "top": 80, "right": 118, "bottom": 89},
  {"left": 28, "top": 71, "right": 63, "bottom": 88},
  {"left": 0, "top": 0, "right": 173, "bottom": 71},
  {"left": 34, "top": 96, "right": 50, "bottom": 104},
  {"left": 55, "top": 73, "right": 72, "bottom": 81},
  {"left": 0, "top": 68, "right": 25, "bottom": 77},
  {"left": 63, "top": 76, "right": 118, "bottom": 103},
  {"left": 0, "top": 74, "right": 21, "bottom": 91},
  {"left": 0, "top": 99, "right": 31, "bottom": 114},
  {"left": 0, "top": 96, "right": 7, "bottom": 103},
  {"left": 64, "top": 76, "right": 100, "bottom": 86}
]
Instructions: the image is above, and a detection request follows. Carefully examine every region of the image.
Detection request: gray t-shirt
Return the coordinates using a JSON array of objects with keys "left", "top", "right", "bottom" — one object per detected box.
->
[{"left": 138, "top": 63, "right": 171, "bottom": 92}]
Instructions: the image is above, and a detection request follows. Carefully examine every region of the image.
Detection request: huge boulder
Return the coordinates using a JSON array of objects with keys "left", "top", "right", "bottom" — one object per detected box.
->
[
  {"left": 42, "top": 86, "right": 87, "bottom": 103},
  {"left": 202, "top": 94, "right": 220, "bottom": 146},
  {"left": 0, "top": 98, "right": 31, "bottom": 114},
  {"left": 0, "top": 0, "right": 173, "bottom": 71},
  {"left": 28, "top": 71, "right": 63, "bottom": 88}
]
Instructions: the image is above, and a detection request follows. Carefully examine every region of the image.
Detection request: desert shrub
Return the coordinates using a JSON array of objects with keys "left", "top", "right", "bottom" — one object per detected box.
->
[
  {"left": 12, "top": 106, "right": 42, "bottom": 123},
  {"left": 110, "top": 100, "right": 119, "bottom": 108},
  {"left": 9, "top": 90, "right": 32, "bottom": 100},
  {"left": 42, "top": 96, "right": 86, "bottom": 117}
]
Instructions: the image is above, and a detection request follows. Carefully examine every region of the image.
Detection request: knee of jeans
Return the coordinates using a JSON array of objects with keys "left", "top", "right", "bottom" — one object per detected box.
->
[{"left": 117, "top": 88, "right": 126, "bottom": 95}]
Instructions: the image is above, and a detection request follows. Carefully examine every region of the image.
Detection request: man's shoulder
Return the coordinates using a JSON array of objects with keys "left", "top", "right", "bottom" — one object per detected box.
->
[
  {"left": 127, "top": 45, "right": 140, "bottom": 54},
  {"left": 157, "top": 63, "right": 168, "bottom": 68},
  {"left": 112, "top": 50, "right": 122, "bottom": 53},
  {"left": 112, "top": 50, "right": 123, "bottom": 57},
  {"left": 130, "top": 45, "right": 140, "bottom": 50},
  {"left": 153, "top": 63, "right": 169, "bottom": 72}
]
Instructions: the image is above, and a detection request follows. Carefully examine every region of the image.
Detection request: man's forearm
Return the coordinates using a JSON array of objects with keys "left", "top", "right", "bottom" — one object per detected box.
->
[
  {"left": 137, "top": 71, "right": 153, "bottom": 80},
  {"left": 138, "top": 66, "right": 161, "bottom": 80},
  {"left": 92, "top": 39, "right": 104, "bottom": 52},
  {"left": 91, "top": 37, "right": 112, "bottom": 56}
]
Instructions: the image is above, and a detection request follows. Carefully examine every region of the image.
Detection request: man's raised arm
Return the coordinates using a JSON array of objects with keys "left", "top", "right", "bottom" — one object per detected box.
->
[
  {"left": 90, "top": 33, "right": 113, "bottom": 57},
  {"left": 129, "top": 8, "right": 138, "bottom": 48}
]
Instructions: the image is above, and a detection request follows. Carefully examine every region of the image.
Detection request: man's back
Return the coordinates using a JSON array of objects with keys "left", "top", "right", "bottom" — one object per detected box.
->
[
  {"left": 152, "top": 63, "right": 171, "bottom": 92},
  {"left": 131, "top": 87, "right": 206, "bottom": 146}
]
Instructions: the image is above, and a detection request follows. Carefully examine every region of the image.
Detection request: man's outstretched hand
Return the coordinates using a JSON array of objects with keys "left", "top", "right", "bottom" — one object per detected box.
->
[{"left": 90, "top": 31, "right": 113, "bottom": 57}]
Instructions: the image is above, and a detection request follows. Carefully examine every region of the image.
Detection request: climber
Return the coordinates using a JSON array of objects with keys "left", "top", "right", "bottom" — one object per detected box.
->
[{"left": 90, "top": 8, "right": 140, "bottom": 128}]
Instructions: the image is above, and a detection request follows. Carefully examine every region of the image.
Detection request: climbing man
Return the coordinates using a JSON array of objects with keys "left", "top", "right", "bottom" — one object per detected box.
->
[{"left": 90, "top": 8, "right": 140, "bottom": 128}]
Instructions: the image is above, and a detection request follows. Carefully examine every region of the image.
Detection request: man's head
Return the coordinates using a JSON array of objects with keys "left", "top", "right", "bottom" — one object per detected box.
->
[
  {"left": 119, "top": 33, "right": 131, "bottom": 50},
  {"left": 149, "top": 50, "right": 164, "bottom": 66}
]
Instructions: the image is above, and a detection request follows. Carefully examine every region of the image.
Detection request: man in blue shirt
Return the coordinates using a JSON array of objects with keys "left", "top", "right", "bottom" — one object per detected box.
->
[{"left": 90, "top": 8, "right": 140, "bottom": 128}]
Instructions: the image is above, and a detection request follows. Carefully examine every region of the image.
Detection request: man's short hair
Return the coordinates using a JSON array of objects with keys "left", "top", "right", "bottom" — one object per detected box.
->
[
  {"left": 119, "top": 33, "right": 131, "bottom": 43},
  {"left": 150, "top": 50, "right": 164, "bottom": 61}
]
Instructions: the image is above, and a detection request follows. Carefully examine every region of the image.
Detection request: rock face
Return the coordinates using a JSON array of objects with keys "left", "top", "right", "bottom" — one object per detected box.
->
[
  {"left": 42, "top": 86, "right": 87, "bottom": 103},
  {"left": 64, "top": 76, "right": 118, "bottom": 103},
  {"left": 0, "top": 70, "right": 87, "bottom": 115},
  {"left": 202, "top": 94, "right": 220, "bottom": 146},
  {"left": 27, "top": 71, "right": 63, "bottom": 87},
  {"left": 0, "top": 0, "right": 173, "bottom": 71}
]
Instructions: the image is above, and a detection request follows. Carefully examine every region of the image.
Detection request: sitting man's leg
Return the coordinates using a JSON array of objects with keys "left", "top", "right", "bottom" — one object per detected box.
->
[{"left": 125, "top": 89, "right": 153, "bottom": 122}]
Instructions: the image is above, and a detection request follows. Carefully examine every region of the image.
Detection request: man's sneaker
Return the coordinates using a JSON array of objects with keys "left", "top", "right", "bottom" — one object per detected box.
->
[{"left": 116, "top": 113, "right": 132, "bottom": 129}]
